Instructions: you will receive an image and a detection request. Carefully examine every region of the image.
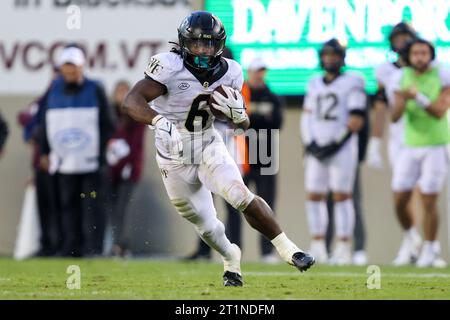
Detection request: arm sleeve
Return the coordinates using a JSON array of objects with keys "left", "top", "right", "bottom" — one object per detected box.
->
[
  {"left": 347, "top": 77, "right": 367, "bottom": 113},
  {"left": 0, "top": 111, "right": 9, "bottom": 151}
]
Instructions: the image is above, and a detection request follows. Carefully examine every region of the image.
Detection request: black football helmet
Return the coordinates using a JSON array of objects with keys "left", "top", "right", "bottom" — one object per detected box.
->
[
  {"left": 178, "top": 11, "right": 226, "bottom": 71},
  {"left": 318, "top": 39, "right": 346, "bottom": 74},
  {"left": 388, "top": 22, "right": 417, "bottom": 52}
]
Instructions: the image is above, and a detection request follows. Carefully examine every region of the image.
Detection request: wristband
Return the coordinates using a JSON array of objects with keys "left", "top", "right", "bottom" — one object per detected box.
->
[{"left": 415, "top": 93, "right": 431, "bottom": 109}]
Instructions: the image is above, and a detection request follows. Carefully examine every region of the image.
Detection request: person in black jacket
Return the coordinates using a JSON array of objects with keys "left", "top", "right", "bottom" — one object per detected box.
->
[
  {"left": 0, "top": 110, "right": 8, "bottom": 159},
  {"left": 39, "top": 45, "right": 115, "bottom": 257},
  {"left": 244, "top": 58, "right": 284, "bottom": 263}
]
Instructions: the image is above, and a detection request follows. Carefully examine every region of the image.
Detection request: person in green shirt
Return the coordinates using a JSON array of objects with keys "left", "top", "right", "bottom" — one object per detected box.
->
[{"left": 392, "top": 38, "right": 450, "bottom": 268}]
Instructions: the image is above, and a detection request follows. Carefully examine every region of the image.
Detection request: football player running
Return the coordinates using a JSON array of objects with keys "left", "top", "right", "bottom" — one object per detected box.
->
[
  {"left": 122, "top": 11, "right": 314, "bottom": 286},
  {"left": 301, "top": 39, "right": 367, "bottom": 265},
  {"left": 391, "top": 38, "right": 450, "bottom": 267},
  {"left": 367, "top": 22, "right": 423, "bottom": 266}
]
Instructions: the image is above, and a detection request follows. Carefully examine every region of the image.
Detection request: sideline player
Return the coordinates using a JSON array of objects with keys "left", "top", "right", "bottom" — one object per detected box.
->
[
  {"left": 366, "top": 22, "right": 422, "bottom": 265},
  {"left": 300, "top": 39, "right": 367, "bottom": 265},
  {"left": 122, "top": 11, "right": 314, "bottom": 286},
  {"left": 391, "top": 38, "right": 450, "bottom": 267}
]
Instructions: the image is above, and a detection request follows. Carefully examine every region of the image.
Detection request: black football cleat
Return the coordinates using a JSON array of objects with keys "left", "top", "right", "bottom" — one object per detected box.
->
[
  {"left": 223, "top": 271, "right": 243, "bottom": 287},
  {"left": 292, "top": 252, "right": 315, "bottom": 272}
]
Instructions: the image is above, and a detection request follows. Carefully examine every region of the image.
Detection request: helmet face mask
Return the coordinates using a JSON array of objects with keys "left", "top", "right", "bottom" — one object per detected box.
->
[{"left": 178, "top": 11, "right": 226, "bottom": 71}]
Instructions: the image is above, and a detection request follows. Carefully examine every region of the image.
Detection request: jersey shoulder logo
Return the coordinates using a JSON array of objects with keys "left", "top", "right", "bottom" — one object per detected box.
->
[{"left": 147, "top": 57, "right": 163, "bottom": 76}]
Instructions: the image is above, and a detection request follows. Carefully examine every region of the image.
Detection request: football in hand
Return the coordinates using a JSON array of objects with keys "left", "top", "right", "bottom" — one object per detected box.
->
[{"left": 208, "top": 85, "right": 229, "bottom": 122}]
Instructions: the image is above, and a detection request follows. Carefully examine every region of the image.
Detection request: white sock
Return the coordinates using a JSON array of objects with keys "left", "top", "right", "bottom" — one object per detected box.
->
[
  {"left": 271, "top": 232, "right": 301, "bottom": 264},
  {"left": 407, "top": 227, "right": 421, "bottom": 242},
  {"left": 334, "top": 199, "right": 355, "bottom": 239},
  {"left": 421, "top": 241, "right": 433, "bottom": 253},
  {"left": 306, "top": 200, "right": 328, "bottom": 237},
  {"left": 424, "top": 240, "right": 441, "bottom": 254}
]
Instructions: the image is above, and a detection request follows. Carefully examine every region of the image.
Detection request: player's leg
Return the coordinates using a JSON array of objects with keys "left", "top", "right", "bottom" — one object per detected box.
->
[
  {"left": 393, "top": 191, "right": 414, "bottom": 230},
  {"left": 225, "top": 200, "right": 242, "bottom": 248},
  {"left": 157, "top": 157, "right": 241, "bottom": 285},
  {"left": 242, "top": 197, "right": 314, "bottom": 271},
  {"left": 388, "top": 140, "right": 419, "bottom": 230},
  {"left": 389, "top": 139, "right": 421, "bottom": 263},
  {"left": 184, "top": 194, "right": 241, "bottom": 261},
  {"left": 416, "top": 146, "right": 448, "bottom": 267},
  {"left": 254, "top": 171, "right": 279, "bottom": 262},
  {"left": 392, "top": 147, "right": 422, "bottom": 265},
  {"left": 329, "top": 139, "right": 358, "bottom": 265},
  {"left": 199, "top": 138, "right": 314, "bottom": 271},
  {"left": 329, "top": 192, "right": 354, "bottom": 265},
  {"left": 304, "top": 154, "right": 329, "bottom": 264}
]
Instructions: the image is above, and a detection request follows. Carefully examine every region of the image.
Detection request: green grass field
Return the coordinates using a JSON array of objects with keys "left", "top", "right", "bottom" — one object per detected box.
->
[{"left": 1, "top": 257, "right": 450, "bottom": 299}]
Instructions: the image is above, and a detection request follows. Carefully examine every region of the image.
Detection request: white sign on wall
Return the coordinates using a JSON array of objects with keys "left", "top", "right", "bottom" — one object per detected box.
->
[{"left": 0, "top": 0, "right": 191, "bottom": 94}]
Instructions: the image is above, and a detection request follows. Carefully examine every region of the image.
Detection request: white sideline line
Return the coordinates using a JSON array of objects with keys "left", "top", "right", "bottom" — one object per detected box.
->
[{"left": 245, "top": 271, "right": 450, "bottom": 278}]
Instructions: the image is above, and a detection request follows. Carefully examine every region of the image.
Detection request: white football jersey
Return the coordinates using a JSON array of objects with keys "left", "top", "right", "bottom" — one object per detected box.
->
[
  {"left": 303, "top": 72, "right": 367, "bottom": 146},
  {"left": 375, "top": 62, "right": 401, "bottom": 93},
  {"left": 375, "top": 61, "right": 406, "bottom": 155},
  {"left": 144, "top": 52, "right": 243, "bottom": 160}
]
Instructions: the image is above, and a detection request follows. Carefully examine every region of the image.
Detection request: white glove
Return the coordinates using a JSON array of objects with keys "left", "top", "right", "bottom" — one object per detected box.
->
[
  {"left": 106, "top": 139, "right": 130, "bottom": 166},
  {"left": 211, "top": 86, "right": 248, "bottom": 124},
  {"left": 366, "top": 137, "right": 383, "bottom": 169},
  {"left": 151, "top": 115, "right": 183, "bottom": 158}
]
